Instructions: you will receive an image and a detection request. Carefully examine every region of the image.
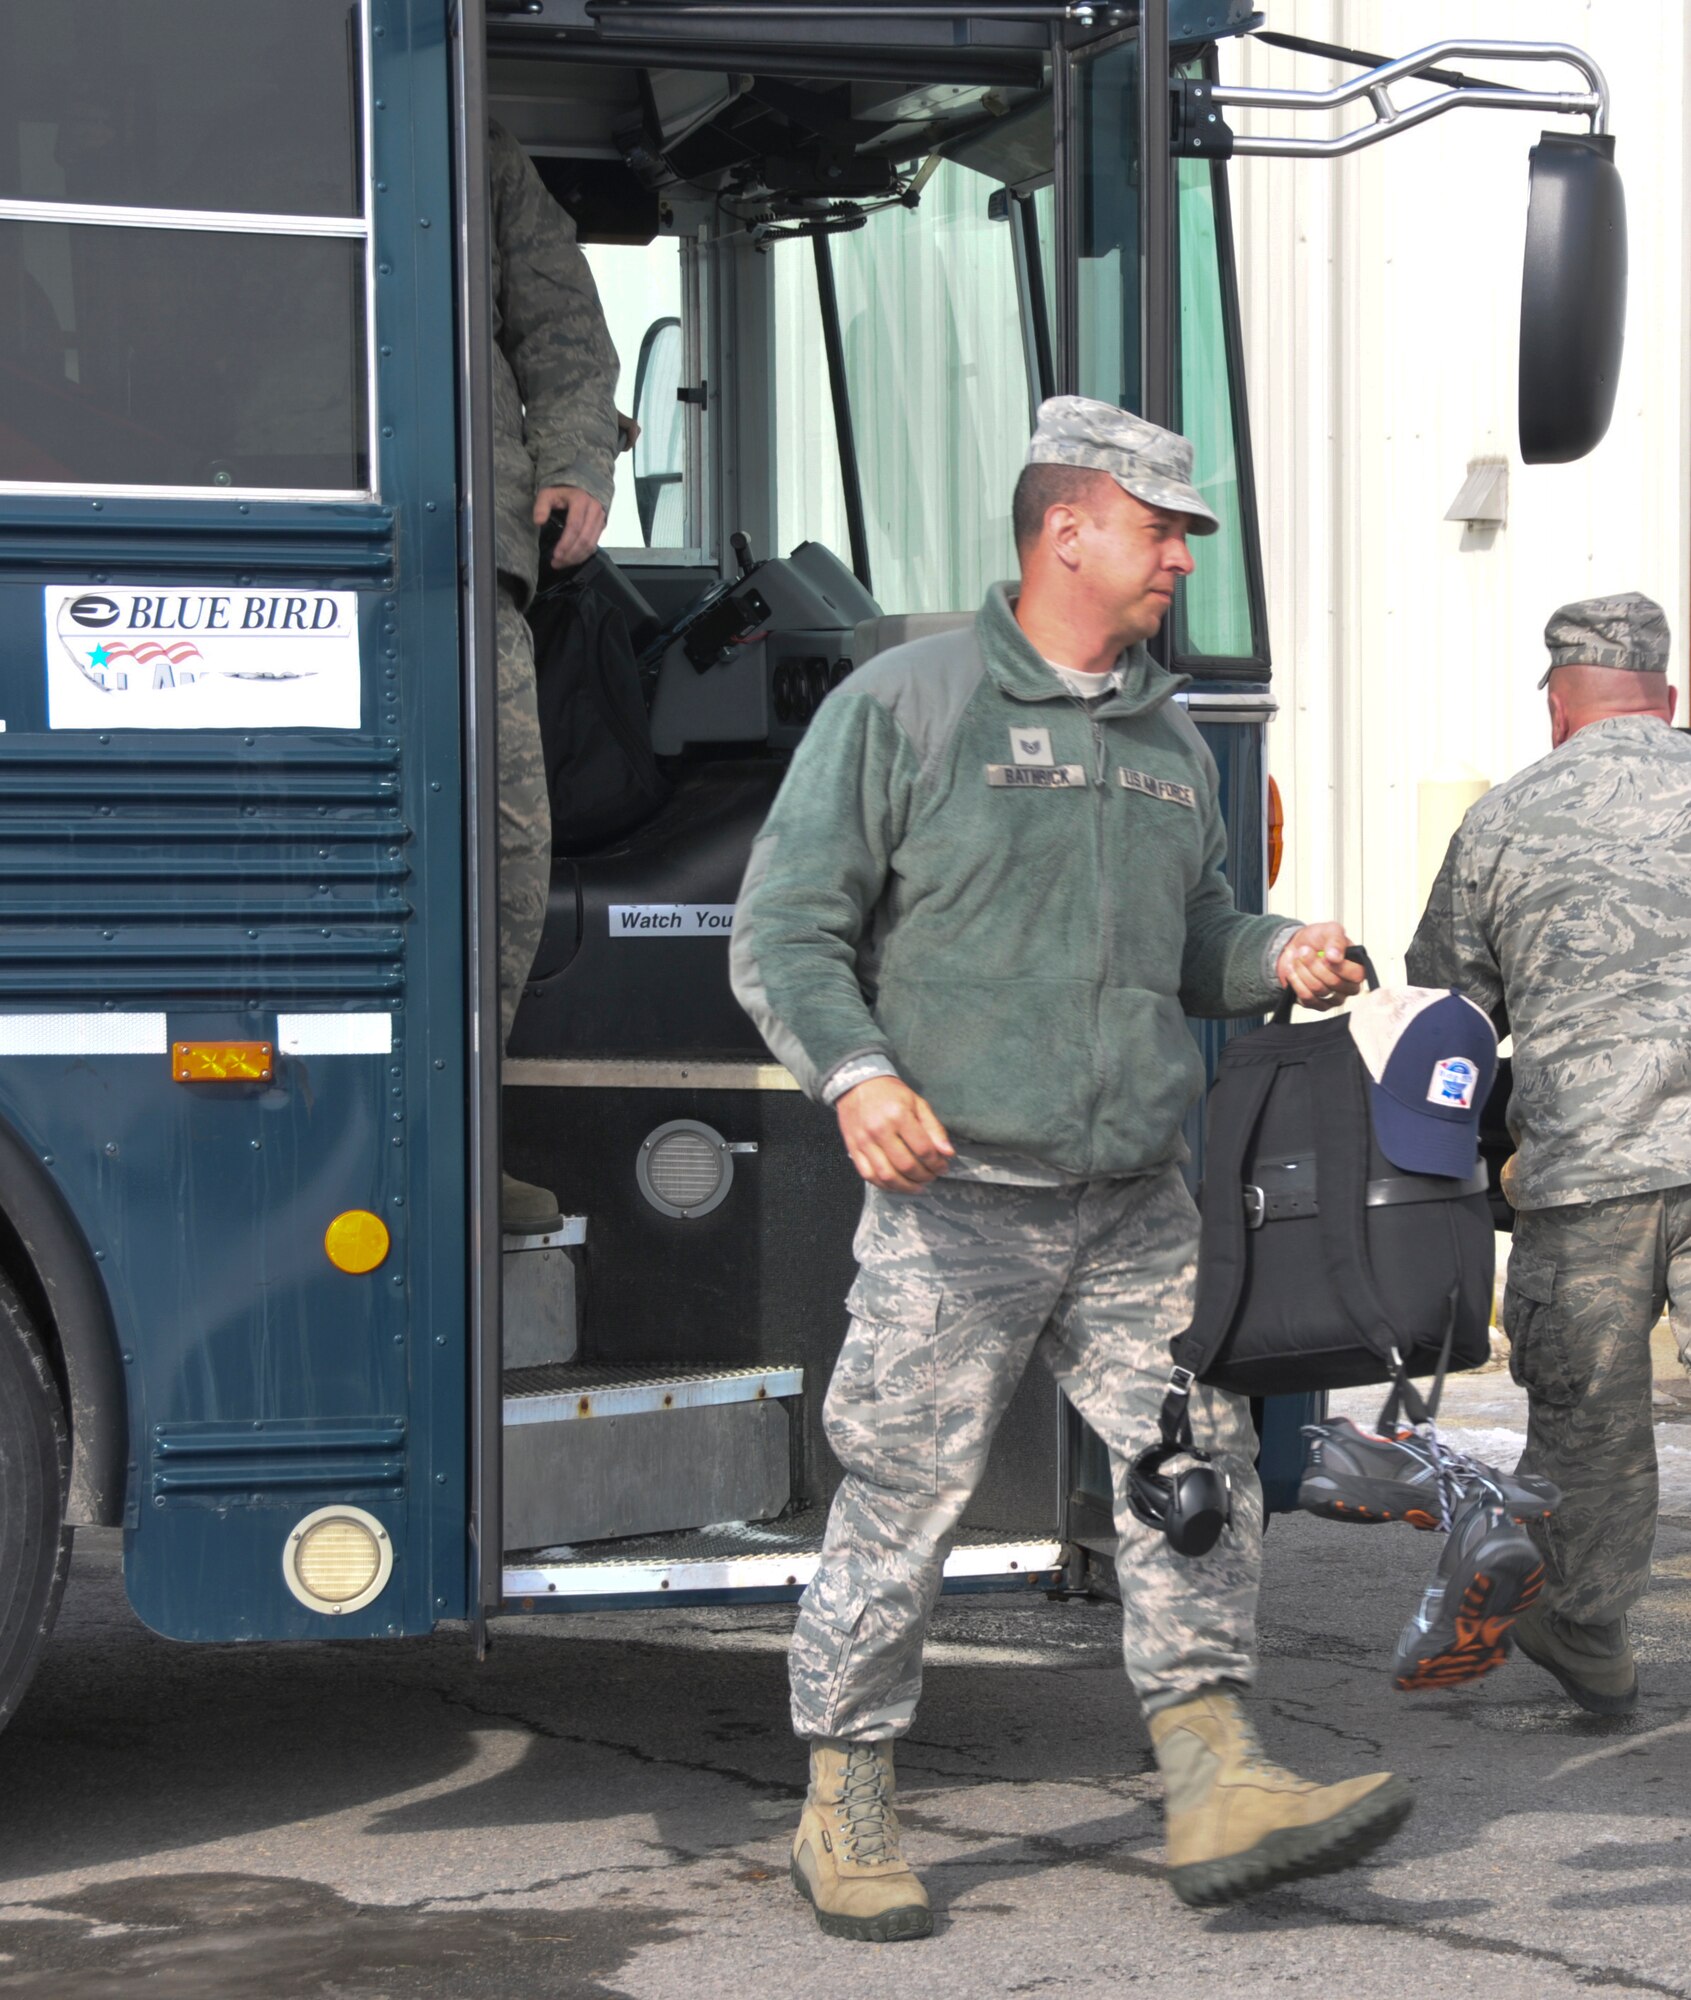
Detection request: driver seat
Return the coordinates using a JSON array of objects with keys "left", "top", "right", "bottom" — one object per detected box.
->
[{"left": 852, "top": 611, "right": 973, "bottom": 668}]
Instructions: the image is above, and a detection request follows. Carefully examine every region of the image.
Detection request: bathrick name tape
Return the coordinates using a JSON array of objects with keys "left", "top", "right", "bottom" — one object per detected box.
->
[
  {"left": 45, "top": 587, "right": 363, "bottom": 730},
  {"left": 609, "top": 904, "right": 736, "bottom": 937}
]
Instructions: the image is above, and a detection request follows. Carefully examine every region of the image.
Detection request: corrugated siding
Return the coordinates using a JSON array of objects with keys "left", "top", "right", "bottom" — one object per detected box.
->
[
  {"left": 1228, "top": 1, "right": 1691, "bottom": 973},
  {"left": 0, "top": 741, "right": 409, "bottom": 1002}
]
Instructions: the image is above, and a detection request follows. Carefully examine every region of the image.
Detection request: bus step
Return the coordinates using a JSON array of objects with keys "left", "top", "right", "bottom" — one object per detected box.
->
[
  {"left": 501, "top": 1512, "right": 1065, "bottom": 1607},
  {"left": 502, "top": 1221, "right": 585, "bottom": 1370},
  {"left": 500, "top": 1363, "right": 802, "bottom": 1549}
]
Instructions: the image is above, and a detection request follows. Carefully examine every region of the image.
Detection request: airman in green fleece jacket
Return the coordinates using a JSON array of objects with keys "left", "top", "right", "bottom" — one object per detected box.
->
[
  {"left": 732, "top": 399, "right": 1408, "bottom": 1939},
  {"left": 732, "top": 577, "right": 1293, "bottom": 1181}
]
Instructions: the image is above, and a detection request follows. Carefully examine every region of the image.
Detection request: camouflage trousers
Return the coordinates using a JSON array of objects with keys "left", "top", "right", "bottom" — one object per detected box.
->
[
  {"left": 1504, "top": 1184, "right": 1691, "bottom": 1649},
  {"left": 496, "top": 580, "right": 552, "bottom": 1053},
  {"left": 789, "top": 1165, "right": 1263, "bottom": 1741}
]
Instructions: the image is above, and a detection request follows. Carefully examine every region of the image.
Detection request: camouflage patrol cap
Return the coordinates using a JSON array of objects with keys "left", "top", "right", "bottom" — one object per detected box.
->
[
  {"left": 1026, "top": 396, "right": 1220, "bottom": 535},
  {"left": 1537, "top": 591, "right": 1671, "bottom": 688}
]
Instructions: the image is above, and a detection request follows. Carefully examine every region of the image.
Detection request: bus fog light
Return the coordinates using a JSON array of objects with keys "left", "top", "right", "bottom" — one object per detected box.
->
[{"left": 283, "top": 1506, "right": 392, "bottom": 1615}]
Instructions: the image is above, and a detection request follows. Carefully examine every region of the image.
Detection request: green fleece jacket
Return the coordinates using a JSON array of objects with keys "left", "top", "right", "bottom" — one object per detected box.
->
[{"left": 729, "top": 584, "right": 1297, "bottom": 1179}]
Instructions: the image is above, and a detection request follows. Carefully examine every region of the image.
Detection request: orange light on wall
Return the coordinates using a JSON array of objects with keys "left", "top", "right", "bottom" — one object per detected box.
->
[
  {"left": 173, "top": 1041, "right": 274, "bottom": 1084},
  {"left": 1267, "top": 776, "right": 1285, "bottom": 889}
]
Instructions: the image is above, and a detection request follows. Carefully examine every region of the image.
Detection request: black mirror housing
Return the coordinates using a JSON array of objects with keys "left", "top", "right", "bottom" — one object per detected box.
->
[{"left": 1519, "top": 132, "right": 1626, "bottom": 465}]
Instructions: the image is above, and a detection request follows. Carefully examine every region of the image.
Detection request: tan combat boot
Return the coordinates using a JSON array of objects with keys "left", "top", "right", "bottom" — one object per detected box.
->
[
  {"left": 1149, "top": 1688, "right": 1413, "bottom": 1908},
  {"left": 789, "top": 1740, "right": 933, "bottom": 1942}
]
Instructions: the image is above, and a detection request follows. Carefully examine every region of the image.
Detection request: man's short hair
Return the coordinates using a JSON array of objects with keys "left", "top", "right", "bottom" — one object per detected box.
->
[{"left": 1012, "top": 463, "right": 1113, "bottom": 553}]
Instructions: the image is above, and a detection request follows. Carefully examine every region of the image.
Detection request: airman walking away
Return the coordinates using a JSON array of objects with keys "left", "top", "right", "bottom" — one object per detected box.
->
[{"left": 1408, "top": 591, "right": 1691, "bottom": 1717}]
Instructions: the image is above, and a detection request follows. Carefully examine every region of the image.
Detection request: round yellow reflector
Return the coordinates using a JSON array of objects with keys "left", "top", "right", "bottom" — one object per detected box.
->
[
  {"left": 324, "top": 1209, "right": 390, "bottom": 1274},
  {"left": 295, "top": 1516, "right": 383, "bottom": 1605}
]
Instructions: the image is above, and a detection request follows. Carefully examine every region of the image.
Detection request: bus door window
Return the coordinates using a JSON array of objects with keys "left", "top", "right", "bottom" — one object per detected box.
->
[
  {"left": 1074, "top": 35, "right": 1142, "bottom": 419},
  {"left": 1171, "top": 61, "right": 1266, "bottom": 672},
  {"left": 0, "top": 0, "right": 371, "bottom": 496},
  {"left": 773, "top": 158, "right": 1029, "bottom": 616}
]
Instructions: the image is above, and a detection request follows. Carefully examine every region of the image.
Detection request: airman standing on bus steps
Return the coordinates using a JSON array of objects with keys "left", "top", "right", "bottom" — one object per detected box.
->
[
  {"left": 1408, "top": 590, "right": 1691, "bottom": 1720},
  {"left": 489, "top": 120, "right": 623, "bottom": 1235},
  {"left": 731, "top": 395, "right": 1413, "bottom": 1938}
]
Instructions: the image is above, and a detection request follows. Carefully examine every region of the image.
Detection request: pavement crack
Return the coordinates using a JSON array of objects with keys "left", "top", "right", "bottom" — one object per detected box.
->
[
  {"left": 411, "top": 1862, "right": 668, "bottom": 1908},
  {"left": 410, "top": 1681, "right": 798, "bottom": 1802},
  {"left": 1245, "top": 1886, "right": 1689, "bottom": 1997}
]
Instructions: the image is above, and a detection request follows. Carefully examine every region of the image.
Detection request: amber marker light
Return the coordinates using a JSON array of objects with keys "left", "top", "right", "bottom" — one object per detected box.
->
[
  {"left": 1267, "top": 776, "right": 1285, "bottom": 890},
  {"left": 173, "top": 1041, "right": 274, "bottom": 1083},
  {"left": 324, "top": 1210, "right": 391, "bottom": 1275}
]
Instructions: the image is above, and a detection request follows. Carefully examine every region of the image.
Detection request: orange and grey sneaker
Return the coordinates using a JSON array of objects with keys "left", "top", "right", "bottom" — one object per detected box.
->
[
  {"left": 1391, "top": 1499, "right": 1545, "bottom": 1692},
  {"left": 1300, "top": 1417, "right": 1559, "bottom": 1532}
]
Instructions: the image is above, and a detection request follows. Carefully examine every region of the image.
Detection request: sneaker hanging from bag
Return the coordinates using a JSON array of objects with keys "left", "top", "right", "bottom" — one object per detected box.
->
[
  {"left": 1390, "top": 1497, "right": 1546, "bottom": 1691},
  {"left": 1299, "top": 1415, "right": 1560, "bottom": 1532}
]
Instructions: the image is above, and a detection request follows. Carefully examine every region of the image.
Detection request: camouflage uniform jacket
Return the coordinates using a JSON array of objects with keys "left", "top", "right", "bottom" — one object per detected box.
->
[
  {"left": 489, "top": 122, "right": 619, "bottom": 604},
  {"left": 1406, "top": 714, "right": 1691, "bottom": 1212},
  {"left": 730, "top": 583, "right": 1296, "bottom": 1180}
]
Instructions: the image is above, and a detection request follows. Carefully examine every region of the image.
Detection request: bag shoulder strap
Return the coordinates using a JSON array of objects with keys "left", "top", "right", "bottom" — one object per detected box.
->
[
  {"left": 1164, "top": 1050, "right": 1281, "bottom": 1415},
  {"left": 1300, "top": 1030, "right": 1414, "bottom": 1371}
]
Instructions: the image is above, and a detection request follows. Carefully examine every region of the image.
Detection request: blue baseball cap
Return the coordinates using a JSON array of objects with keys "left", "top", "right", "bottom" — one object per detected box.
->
[{"left": 1348, "top": 987, "right": 1498, "bottom": 1179}]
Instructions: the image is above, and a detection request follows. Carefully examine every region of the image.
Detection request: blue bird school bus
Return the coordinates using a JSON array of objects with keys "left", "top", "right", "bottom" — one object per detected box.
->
[{"left": 0, "top": 0, "right": 1617, "bottom": 1723}]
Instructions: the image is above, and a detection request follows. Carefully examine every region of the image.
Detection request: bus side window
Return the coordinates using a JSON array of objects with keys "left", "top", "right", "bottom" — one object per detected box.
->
[{"left": 0, "top": 0, "right": 370, "bottom": 496}]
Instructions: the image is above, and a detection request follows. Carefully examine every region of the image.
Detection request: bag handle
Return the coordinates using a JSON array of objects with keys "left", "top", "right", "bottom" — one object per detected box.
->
[{"left": 1270, "top": 943, "right": 1378, "bottom": 1026}]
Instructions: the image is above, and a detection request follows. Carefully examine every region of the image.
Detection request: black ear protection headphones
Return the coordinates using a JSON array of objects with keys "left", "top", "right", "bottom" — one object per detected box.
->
[{"left": 1127, "top": 1366, "right": 1234, "bottom": 1558}]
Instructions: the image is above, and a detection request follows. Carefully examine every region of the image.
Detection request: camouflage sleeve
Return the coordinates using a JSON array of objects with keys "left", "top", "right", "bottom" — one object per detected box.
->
[
  {"left": 488, "top": 123, "right": 620, "bottom": 511},
  {"left": 1405, "top": 825, "right": 1504, "bottom": 1014}
]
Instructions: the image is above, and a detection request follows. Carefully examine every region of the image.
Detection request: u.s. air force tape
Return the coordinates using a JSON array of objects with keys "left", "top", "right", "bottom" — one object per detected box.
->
[
  {"left": 985, "top": 763, "right": 1089, "bottom": 788},
  {"left": 1118, "top": 768, "right": 1196, "bottom": 808}
]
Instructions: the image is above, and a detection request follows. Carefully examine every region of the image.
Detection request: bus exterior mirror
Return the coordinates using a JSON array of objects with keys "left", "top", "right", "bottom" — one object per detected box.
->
[
  {"left": 632, "top": 315, "right": 685, "bottom": 546},
  {"left": 1519, "top": 132, "right": 1626, "bottom": 465}
]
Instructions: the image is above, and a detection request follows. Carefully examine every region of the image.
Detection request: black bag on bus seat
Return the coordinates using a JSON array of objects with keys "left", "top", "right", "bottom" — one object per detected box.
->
[
  {"left": 1172, "top": 950, "right": 1496, "bottom": 1404},
  {"left": 529, "top": 572, "right": 669, "bottom": 855}
]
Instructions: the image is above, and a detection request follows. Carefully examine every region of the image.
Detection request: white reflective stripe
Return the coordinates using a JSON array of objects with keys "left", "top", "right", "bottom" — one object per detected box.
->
[
  {"left": 501, "top": 1540, "right": 1065, "bottom": 1601},
  {"left": 276, "top": 1013, "right": 393, "bottom": 1056},
  {"left": 0, "top": 198, "right": 367, "bottom": 238},
  {"left": 0, "top": 482, "right": 372, "bottom": 504},
  {"left": 0, "top": 1013, "right": 167, "bottom": 1055}
]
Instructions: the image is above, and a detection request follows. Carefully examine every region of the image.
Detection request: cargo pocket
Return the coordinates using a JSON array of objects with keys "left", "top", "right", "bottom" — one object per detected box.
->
[
  {"left": 1502, "top": 1254, "right": 1576, "bottom": 1405},
  {"left": 791, "top": 1569, "right": 874, "bottom": 1737},
  {"left": 823, "top": 1271, "right": 941, "bottom": 1495}
]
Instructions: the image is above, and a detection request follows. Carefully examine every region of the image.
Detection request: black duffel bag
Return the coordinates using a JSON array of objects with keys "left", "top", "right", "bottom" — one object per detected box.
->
[
  {"left": 1131, "top": 952, "right": 1498, "bottom": 1553},
  {"left": 529, "top": 567, "right": 669, "bottom": 855}
]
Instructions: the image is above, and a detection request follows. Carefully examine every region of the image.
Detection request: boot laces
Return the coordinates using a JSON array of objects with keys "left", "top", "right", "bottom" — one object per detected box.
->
[
  {"left": 839, "top": 1746, "right": 898, "bottom": 1865},
  {"left": 1223, "top": 1707, "right": 1283, "bottom": 1783}
]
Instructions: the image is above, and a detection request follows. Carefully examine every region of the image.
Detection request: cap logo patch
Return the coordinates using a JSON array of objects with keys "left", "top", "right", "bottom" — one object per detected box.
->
[{"left": 1428, "top": 1056, "right": 1480, "bottom": 1110}]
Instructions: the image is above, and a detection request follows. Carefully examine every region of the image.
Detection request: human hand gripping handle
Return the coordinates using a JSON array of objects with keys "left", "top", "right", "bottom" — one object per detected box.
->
[
  {"left": 1275, "top": 921, "right": 1369, "bottom": 1010},
  {"left": 836, "top": 1077, "right": 956, "bottom": 1193},
  {"left": 535, "top": 484, "right": 608, "bottom": 569}
]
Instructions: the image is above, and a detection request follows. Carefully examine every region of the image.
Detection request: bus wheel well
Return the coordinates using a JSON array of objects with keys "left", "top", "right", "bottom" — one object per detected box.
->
[{"left": 0, "top": 1121, "right": 126, "bottom": 1528}]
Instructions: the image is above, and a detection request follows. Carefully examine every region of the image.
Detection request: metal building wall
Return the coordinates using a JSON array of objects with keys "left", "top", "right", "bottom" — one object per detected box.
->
[{"left": 1227, "top": 3, "right": 1691, "bottom": 971}]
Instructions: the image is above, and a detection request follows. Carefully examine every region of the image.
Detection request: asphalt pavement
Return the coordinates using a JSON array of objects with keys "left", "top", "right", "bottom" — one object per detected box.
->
[{"left": 1, "top": 1352, "right": 1688, "bottom": 2000}]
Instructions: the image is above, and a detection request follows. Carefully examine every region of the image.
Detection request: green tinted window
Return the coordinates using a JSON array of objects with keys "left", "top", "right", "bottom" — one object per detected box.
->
[{"left": 1175, "top": 155, "right": 1254, "bottom": 660}]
